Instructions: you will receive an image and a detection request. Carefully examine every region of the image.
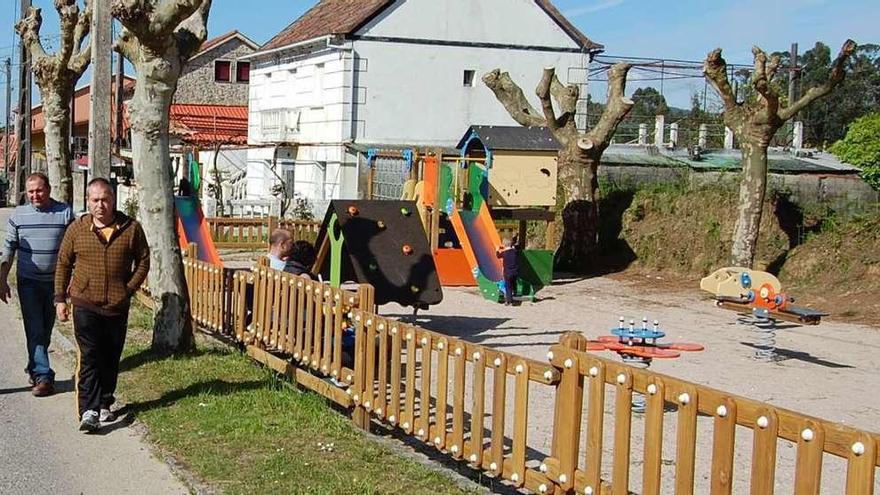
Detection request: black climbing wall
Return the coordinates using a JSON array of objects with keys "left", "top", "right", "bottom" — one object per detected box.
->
[{"left": 315, "top": 200, "right": 443, "bottom": 306}]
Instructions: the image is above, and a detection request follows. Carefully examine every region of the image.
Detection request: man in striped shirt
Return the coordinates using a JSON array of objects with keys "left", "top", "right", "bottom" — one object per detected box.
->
[{"left": 0, "top": 173, "right": 74, "bottom": 396}]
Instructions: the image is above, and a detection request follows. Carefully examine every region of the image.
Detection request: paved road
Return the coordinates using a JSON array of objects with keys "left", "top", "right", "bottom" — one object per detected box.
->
[{"left": 0, "top": 207, "right": 188, "bottom": 494}]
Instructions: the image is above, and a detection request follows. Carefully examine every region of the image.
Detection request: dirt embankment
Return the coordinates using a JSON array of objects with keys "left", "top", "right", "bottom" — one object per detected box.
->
[{"left": 600, "top": 184, "right": 880, "bottom": 324}]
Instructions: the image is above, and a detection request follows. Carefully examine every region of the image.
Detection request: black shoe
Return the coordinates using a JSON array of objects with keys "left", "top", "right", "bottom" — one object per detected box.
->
[{"left": 32, "top": 381, "right": 54, "bottom": 397}]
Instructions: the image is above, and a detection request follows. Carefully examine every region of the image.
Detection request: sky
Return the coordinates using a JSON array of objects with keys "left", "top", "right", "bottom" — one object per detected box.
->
[{"left": 0, "top": 0, "right": 877, "bottom": 116}]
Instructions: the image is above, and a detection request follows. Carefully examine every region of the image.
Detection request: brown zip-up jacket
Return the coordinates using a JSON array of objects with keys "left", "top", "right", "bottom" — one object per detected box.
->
[{"left": 54, "top": 212, "right": 150, "bottom": 316}]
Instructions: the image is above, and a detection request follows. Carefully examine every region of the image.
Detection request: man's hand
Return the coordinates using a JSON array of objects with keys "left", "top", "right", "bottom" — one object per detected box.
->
[
  {"left": 56, "top": 302, "right": 69, "bottom": 322},
  {"left": 0, "top": 280, "right": 10, "bottom": 304}
]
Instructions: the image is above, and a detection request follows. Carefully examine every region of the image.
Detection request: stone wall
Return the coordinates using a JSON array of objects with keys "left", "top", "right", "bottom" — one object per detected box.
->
[{"left": 174, "top": 39, "right": 254, "bottom": 106}]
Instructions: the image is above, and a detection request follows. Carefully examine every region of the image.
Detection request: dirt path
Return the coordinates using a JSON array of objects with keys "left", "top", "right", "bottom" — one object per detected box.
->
[{"left": 382, "top": 275, "right": 880, "bottom": 493}]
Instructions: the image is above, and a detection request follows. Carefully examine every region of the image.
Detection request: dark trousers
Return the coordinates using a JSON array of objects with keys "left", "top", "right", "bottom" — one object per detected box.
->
[
  {"left": 73, "top": 306, "right": 128, "bottom": 416},
  {"left": 17, "top": 277, "right": 56, "bottom": 383},
  {"left": 503, "top": 274, "right": 517, "bottom": 304}
]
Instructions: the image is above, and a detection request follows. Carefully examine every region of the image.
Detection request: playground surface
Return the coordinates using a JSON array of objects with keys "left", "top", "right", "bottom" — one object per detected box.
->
[{"left": 379, "top": 272, "right": 880, "bottom": 493}]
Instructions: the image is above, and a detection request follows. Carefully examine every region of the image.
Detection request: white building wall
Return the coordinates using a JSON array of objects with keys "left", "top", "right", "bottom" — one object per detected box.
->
[
  {"left": 352, "top": 41, "right": 584, "bottom": 145},
  {"left": 358, "top": 0, "right": 581, "bottom": 49}
]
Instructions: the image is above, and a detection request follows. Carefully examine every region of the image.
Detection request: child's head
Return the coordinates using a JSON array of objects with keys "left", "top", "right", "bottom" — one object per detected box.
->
[
  {"left": 289, "top": 240, "right": 317, "bottom": 266},
  {"left": 502, "top": 237, "right": 512, "bottom": 248}
]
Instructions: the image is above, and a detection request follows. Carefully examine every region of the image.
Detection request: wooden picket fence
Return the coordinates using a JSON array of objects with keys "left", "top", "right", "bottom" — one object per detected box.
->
[
  {"left": 207, "top": 216, "right": 320, "bottom": 249},
  {"left": 179, "top": 252, "right": 880, "bottom": 494}
]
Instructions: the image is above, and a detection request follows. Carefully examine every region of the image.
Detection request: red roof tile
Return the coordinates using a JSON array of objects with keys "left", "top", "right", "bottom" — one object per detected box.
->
[
  {"left": 168, "top": 105, "right": 249, "bottom": 145},
  {"left": 260, "top": 0, "right": 601, "bottom": 52}
]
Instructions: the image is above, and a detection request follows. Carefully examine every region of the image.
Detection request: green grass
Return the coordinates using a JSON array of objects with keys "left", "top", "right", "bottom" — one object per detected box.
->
[{"left": 93, "top": 304, "right": 478, "bottom": 495}]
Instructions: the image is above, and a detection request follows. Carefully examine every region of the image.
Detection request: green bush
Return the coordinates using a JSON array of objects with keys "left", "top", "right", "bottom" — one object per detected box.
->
[{"left": 830, "top": 112, "right": 880, "bottom": 190}]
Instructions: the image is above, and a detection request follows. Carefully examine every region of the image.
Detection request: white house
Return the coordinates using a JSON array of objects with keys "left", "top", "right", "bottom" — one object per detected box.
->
[{"left": 242, "top": 0, "right": 601, "bottom": 211}]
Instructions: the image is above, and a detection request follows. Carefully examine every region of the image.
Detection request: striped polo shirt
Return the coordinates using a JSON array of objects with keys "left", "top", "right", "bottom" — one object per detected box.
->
[{"left": 2, "top": 200, "right": 74, "bottom": 282}]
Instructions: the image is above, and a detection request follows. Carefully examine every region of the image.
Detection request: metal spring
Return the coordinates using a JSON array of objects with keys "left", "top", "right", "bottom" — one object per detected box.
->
[
  {"left": 621, "top": 355, "right": 651, "bottom": 413},
  {"left": 738, "top": 312, "right": 777, "bottom": 361}
]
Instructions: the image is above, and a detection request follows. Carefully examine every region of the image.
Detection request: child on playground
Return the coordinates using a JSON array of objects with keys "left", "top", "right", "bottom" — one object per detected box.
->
[{"left": 496, "top": 236, "right": 519, "bottom": 306}]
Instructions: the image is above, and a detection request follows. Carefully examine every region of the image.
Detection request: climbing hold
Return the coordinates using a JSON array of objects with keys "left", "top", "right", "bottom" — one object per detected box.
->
[
  {"left": 368, "top": 261, "right": 378, "bottom": 271},
  {"left": 402, "top": 244, "right": 413, "bottom": 255},
  {"left": 377, "top": 220, "right": 386, "bottom": 229},
  {"left": 400, "top": 207, "right": 411, "bottom": 216},
  {"left": 410, "top": 285, "right": 420, "bottom": 293},
  {"left": 347, "top": 205, "right": 359, "bottom": 216}
]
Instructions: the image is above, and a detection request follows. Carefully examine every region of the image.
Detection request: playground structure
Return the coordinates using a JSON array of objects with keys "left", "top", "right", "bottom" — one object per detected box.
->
[
  {"left": 586, "top": 317, "right": 704, "bottom": 411},
  {"left": 175, "top": 196, "right": 223, "bottom": 266},
  {"left": 312, "top": 200, "right": 443, "bottom": 308},
  {"left": 387, "top": 126, "right": 559, "bottom": 302},
  {"left": 701, "top": 267, "right": 828, "bottom": 361},
  {"left": 172, "top": 251, "right": 880, "bottom": 494}
]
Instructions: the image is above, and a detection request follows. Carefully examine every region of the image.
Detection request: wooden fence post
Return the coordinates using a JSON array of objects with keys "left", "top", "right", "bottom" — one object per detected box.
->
[
  {"left": 352, "top": 283, "right": 375, "bottom": 432},
  {"left": 550, "top": 331, "right": 587, "bottom": 493}
]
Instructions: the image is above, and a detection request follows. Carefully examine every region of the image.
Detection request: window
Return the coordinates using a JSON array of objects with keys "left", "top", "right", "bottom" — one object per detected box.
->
[
  {"left": 236, "top": 61, "right": 250, "bottom": 83},
  {"left": 463, "top": 70, "right": 475, "bottom": 87},
  {"left": 214, "top": 60, "right": 231, "bottom": 82}
]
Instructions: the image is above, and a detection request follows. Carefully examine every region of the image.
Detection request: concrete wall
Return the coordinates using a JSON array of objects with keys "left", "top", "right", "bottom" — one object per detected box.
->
[{"left": 175, "top": 39, "right": 254, "bottom": 106}]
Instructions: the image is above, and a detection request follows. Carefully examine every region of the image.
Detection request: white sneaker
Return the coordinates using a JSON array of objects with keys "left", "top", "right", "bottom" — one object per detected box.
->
[
  {"left": 79, "top": 410, "right": 100, "bottom": 432},
  {"left": 99, "top": 408, "right": 116, "bottom": 422}
]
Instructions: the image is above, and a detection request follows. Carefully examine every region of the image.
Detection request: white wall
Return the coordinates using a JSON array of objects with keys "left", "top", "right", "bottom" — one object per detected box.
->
[
  {"left": 358, "top": 0, "right": 581, "bottom": 49},
  {"left": 353, "top": 40, "right": 584, "bottom": 145}
]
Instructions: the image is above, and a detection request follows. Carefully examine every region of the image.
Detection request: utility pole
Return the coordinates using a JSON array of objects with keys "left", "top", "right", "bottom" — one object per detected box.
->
[
  {"left": 88, "top": 0, "right": 112, "bottom": 180},
  {"left": 787, "top": 43, "right": 799, "bottom": 109},
  {"left": 14, "top": 0, "right": 32, "bottom": 206},
  {"left": 114, "top": 44, "right": 124, "bottom": 155},
  {"left": 4, "top": 58, "right": 10, "bottom": 183}
]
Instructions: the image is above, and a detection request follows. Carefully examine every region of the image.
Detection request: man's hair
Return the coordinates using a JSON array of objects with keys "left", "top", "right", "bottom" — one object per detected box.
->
[
  {"left": 25, "top": 172, "right": 50, "bottom": 189},
  {"left": 87, "top": 177, "right": 113, "bottom": 192},
  {"left": 269, "top": 228, "right": 291, "bottom": 246},
  {"left": 289, "top": 240, "right": 316, "bottom": 266}
]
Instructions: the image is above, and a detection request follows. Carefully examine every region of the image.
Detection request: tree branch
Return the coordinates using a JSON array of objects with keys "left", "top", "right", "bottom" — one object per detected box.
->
[
  {"left": 15, "top": 7, "right": 49, "bottom": 64},
  {"left": 580, "top": 63, "right": 633, "bottom": 151},
  {"left": 780, "top": 39, "right": 857, "bottom": 120},
  {"left": 54, "top": 0, "right": 81, "bottom": 66},
  {"left": 111, "top": 0, "right": 155, "bottom": 40},
  {"left": 113, "top": 29, "right": 139, "bottom": 64},
  {"left": 174, "top": 0, "right": 211, "bottom": 60},
  {"left": 536, "top": 67, "right": 560, "bottom": 131},
  {"left": 151, "top": 0, "right": 207, "bottom": 37},
  {"left": 750, "top": 46, "right": 779, "bottom": 110},
  {"left": 72, "top": 0, "right": 92, "bottom": 57},
  {"left": 549, "top": 73, "right": 578, "bottom": 129},
  {"left": 69, "top": 38, "right": 91, "bottom": 75},
  {"left": 482, "top": 69, "right": 547, "bottom": 127},
  {"left": 703, "top": 48, "right": 737, "bottom": 110}
]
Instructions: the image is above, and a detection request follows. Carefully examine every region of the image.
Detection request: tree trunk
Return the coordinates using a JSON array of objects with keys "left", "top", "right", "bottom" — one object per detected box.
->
[
  {"left": 41, "top": 89, "right": 74, "bottom": 204},
  {"left": 730, "top": 140, "right": 768, "bottom": 267},
  {"left": 554, "top": 144, "right": 599, "bottom": 272},
  {"left": 130, "top": 61, "right": 193, "bottom": 353}
]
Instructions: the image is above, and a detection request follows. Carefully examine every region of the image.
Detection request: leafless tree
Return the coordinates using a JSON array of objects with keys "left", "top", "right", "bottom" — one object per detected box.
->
[
  {"left": 704, "top": 40, "right": 856, "bottom": 267},
  {"left": 112, "top": 0, "right": 212, "bottom": 352},
  {"left": 16, "top": 0, "right": 92, "bottom": 204},
  {"left": 483, "top": 64, "right": 633, "bottom": 271}
]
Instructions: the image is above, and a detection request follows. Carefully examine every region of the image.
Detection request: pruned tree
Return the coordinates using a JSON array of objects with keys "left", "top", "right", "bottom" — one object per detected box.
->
[
  {"left": 704, "top": 40, "right": 856, "bottom": 267},
  {"left": 484, "top": 64, "right": 633, "bottom": 271},
  {"left": 111, "top": 0, "right": 212, "bottom": 352},
  {"left": 16, "top": 0, "right": 92, "bottom": 204}
]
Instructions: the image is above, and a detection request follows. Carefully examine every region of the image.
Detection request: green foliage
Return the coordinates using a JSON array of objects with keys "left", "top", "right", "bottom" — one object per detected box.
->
[
  {"left": 830, "top": 112, "right": 880, "bottom": 190},
  {"left": 122, "top": 193, "right": 139, "bottom": 219},
  {"left": 291, "top": 194, "right": 314, "bottom": 221}
]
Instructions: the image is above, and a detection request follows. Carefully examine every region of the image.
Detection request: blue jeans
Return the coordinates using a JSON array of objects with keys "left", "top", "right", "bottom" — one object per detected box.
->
[{"left": 17, "top": 277, "right": 56, "bottom": 384}]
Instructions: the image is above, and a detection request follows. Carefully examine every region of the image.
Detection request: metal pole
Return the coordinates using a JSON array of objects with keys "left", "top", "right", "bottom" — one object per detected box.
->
[
  {"left": 88, "top": 0, "right": 112, "bottom": 179},
  {"left": 4, "top": 58, "right": 10, "bottom": 182},
  {"left": 15, "top": 0, "right": 32, "bottom": 206},
  {"left": 114, "top": 42, "right": 124, "bottom": 155}
]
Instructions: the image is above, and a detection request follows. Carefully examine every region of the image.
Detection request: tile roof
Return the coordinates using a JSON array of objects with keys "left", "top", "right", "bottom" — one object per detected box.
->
[
  {"left": 193, "top": 30, "right": 259, "bottom": 59},
  {"left": 260, "top": 0, "right": 601, "bottom": 52},
  {"left": 457, "top": 125, "right": 560, "bottom": 152},
  {"left": 167, "top": 105, "right": 249, "bottom": 145}
]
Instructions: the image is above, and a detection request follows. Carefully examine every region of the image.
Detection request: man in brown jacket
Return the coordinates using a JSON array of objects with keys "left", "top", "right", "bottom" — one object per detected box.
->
[{"left": 54, "top": 178, "right": 150, "bottom": 432}]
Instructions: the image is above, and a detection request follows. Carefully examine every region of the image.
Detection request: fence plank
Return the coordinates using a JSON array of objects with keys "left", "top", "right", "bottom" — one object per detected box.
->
[
  {"left": 311, "top": 286, "right": 325, "bottom": 370},
  {"left": 389, "top": 323, "right": 403, "bottom": 426},
  {"left": 320, "top": 288, "right": 334, "bottom": 374},
  {"left": 612, "top": 368, "right": 634, "bottom": 495},
  {"left": 710, "top": 397, "right": 737, "bottom": 495},
  {"left": 293, "top": 278, "right": 306, "bottom": 362},
  {"left": 417, "top": 333, "right": 433, "bottom": 441},
  {"left": 470, "top": 349, "right": 487, "bottom": 467},
  {"left": 303, "top": 281, "right": 315, "bottom": 364},
  {"left": 330, "top": 288, "right": 345, "bottom": 378},
  {"left": 510, "top": 359, "right": 529, "bottom": 488},
  {"left": 642, "top": 378, "right": 665, "bottom": 495},
  {"left": 844, "top": 433, "right": 876, "bottom": 495},
  {"left": 584, "top": 358, "right": 606, "bottom": 494},
  {"left": 674, "top": 385, "right": 699, "bottom": 495},
  {"left": 363, "top": 315, "right": 378, "bottom": 411},
  {"left": 490, "top": 353, "right": 507, "bottom": 475},
  {"left": 793, "top": 420, "right": 824, "bottom": 495},
  {"left": 433, "top": 337, "right": 449, "bottom": 450},
  {"left": 749, "top": 408, "right": 778, "bottom": 495},
  {"left": 451, "top": 342, "right": 466, "bottom": 460},
  {"left": 284, "top": 278, "right": 298, "bottom": 355},
  {"left": 375, "top": 318, "right": 390, "bottom": 419},
  {"left": 402, "top": 326, "right": 417, "bottom": 434}
]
